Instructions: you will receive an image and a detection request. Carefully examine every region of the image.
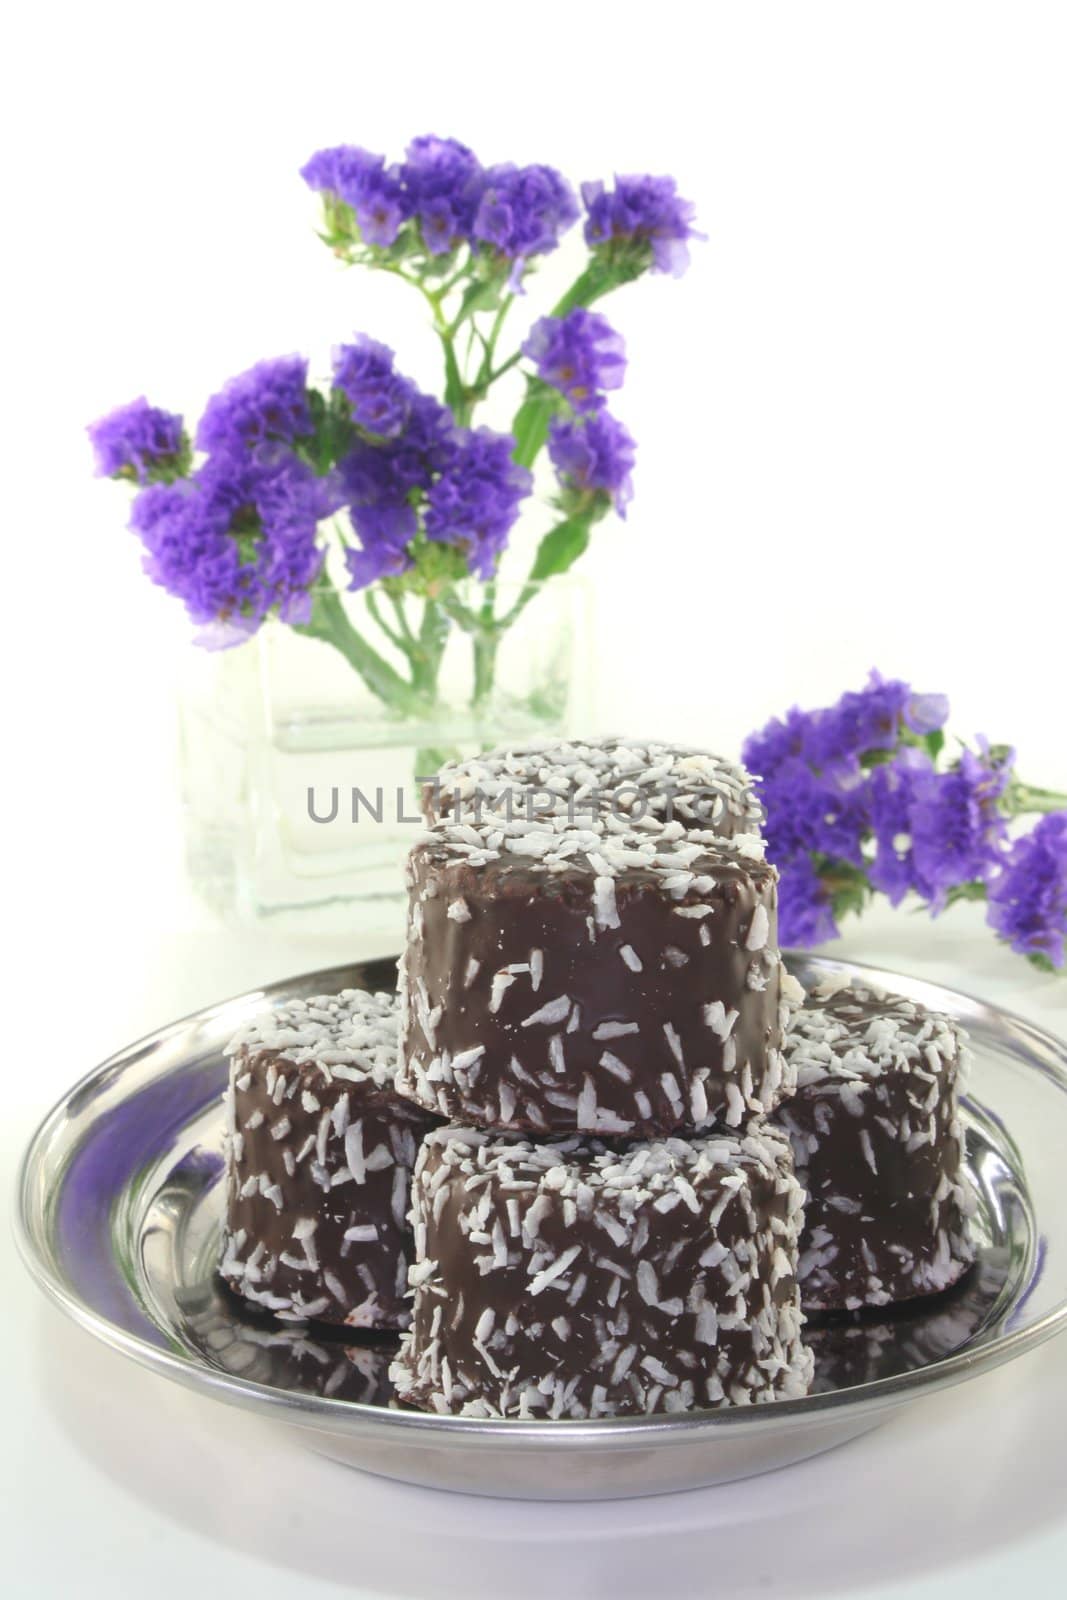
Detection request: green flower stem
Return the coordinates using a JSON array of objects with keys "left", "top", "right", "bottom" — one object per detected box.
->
[
  {"left": 388, "top": 592, "right": 420, "bottom": 652},
  {"left": 364, "top": 589, "right": 405, "bottom": 652},
  {"left": 472, "top": 630, "right": 500, "bottom": 708},
  {"left": 483, "top": 348, "right": 523, "bottom": 387},
  {"left": 1004, "top": 779, "right": 1067, "bottom": 816},
  {"left": 296, "top": 579, "right": 429, "bottom": 717},
  {"left": 414, "top": 597, "right": 450, "bottom": 696},
  {"left": 469, "top": 296, "right": 516, "bottom": 399},
  {"left": 432, "top": 583, "right": 505, "bottom": 710}
]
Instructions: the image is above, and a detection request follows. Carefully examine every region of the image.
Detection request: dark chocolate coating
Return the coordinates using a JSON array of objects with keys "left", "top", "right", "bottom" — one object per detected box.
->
[
  {"left": 221, "top": 1047, "right": 437, "bottom": 1328},
  {"left": 398, "top": 829, "right": 789, "bottom": 1137},
  {"left": 390, "top": 1125, "right": 812, "bottom": 1418},
  {"left": 775, "top": 980, "right": 975, "bottom": 1311}
]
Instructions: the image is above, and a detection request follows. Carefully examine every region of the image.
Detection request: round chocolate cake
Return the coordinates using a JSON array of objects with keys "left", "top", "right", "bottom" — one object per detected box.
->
[
  {"left": 422, "top": 736, "right": 763, "bottom": 838},
  {"left": 775, "top": 976, "right": 976, "bottom": 1311},
  {"left": 220, "top": 989, "right": 438, "bottom": 1328},
  {"left": 390, "top": 1124, "right": 812, "bottom": 1418},
  {"left": 397, "top": 814, "right": 793, "bottom": 1137}
]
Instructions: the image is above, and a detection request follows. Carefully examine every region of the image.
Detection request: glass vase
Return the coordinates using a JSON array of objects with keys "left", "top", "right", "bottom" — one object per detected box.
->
[{"left": 178, "top": 575, "right": 591, "bottom": 936}]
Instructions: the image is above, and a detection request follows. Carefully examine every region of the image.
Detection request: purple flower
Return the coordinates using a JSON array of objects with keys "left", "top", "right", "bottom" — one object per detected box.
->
[
  {"left": 865, "top": 744, "right": 1010, "bottom": 911},
  {"left": 908, "top": 746, "right": 1011, "bottom": 909},
  {"left": 777, "top": 857, "right": 840, "bottom": 947},
  {"left": 759, "top": 759, "right": 867, "bottom": 869},
  {"left": 336, "top": 385, "right": 455, "bottom": 591},
  {"left": 400, "top": 135, "right": 483, "bottom": 252},
  {"left": 337, "top": 444, "right": 419, "bottom": 588},
  {"left": 196, "top": 357, "right": 312, "bottom": 456},
  {"left": 987, "top": 812, "right": 1067, "bottom": 967},
  {"left": 808, "top": 672, "right": 912, "bottom": 772},
  {"left": 423, "top": 429, "right": 533, "bottom": 578},
  {"left": 742, "top": 707, "right": 816, "bottom": 780},
  {"left": 523, "top": 310, "right": 626, "bottom": 412},
  {"left": 867, "top": 756, "right": 919, "bottom": 905},
  {"left": 905, "top": 692, "right": 950, "bottom": 736},
  {"left": 548, "top": 410, "right": 636, "bottom": 515},
  {"left": 130, "top": 450, "right": 329, "bottom": 640},
  {"left": 88, "top": 397, "right": 187, "bottom": 484},
  {"left": 472, "top": 164, "right": 578, "bottom": 265},
  {"left": 332, "top": 337, "right": 416, "bottom": 439},
  {"left": 744, "top": 673, "right": 950, "bottom": 781},
  {"left": 301, "top": 145, "right": 408, "bottom": 247},
  {"left": 344, "top": 540, "right": 414, "bottom": 590},
  {"left": 582, "top": 174, "right": 701, "bottom": 277}
]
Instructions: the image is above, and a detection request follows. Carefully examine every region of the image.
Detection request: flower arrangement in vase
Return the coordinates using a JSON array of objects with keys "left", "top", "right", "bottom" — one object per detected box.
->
[{"left": 90, "top": 137, "right": 700, "bottom": 774}]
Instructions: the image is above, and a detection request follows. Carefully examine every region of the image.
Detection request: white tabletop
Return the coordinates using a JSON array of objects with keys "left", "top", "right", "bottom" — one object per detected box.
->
[{"left": 7, "top": 896, "right": 1067, "bottom": 1600}]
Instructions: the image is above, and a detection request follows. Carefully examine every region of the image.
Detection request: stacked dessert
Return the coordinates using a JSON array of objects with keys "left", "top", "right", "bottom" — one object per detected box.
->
[
  {"left": 388, "top": 739, "right": 815, "bottom": 1416},
  {"left": 776, "top": 975, "right": 976, "bottom": 1311},
  {"left": 220, "top": 989, "right": 437, "bottom": 1328},
  {"left": 216, "top": 736, "right": 979, "bottom": 1420}
]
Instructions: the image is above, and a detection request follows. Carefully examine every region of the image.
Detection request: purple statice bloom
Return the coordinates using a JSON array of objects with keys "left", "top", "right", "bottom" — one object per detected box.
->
[
  {"left": 987, "top": 813, "right": 1067, "bottom": 967},
  {"left": 130, "top": 449, "right": 328, "bottom": 640},
  {"left": 758, "top": 759, "right": 868, "bottom": 870},
  {"left": 582, "top": 174, "right": 701, "bottom": 277},
  {"left": 744, "top": 674, "right": 948, "bottom": 780},
  {"left": 472, "top": 164, "right": 579, "bottom": 267},
  {"left": 777, "top": 856, "right": 840, "bottom": 948},
  {"left": 400, "top": 134, "right": 484, "bottom": 253},
  {"left": 905, "top": 692, "right": 950, "bottom": 736},
  {"left": 866, "top": 756, "right": 919, "bottom": 905},
  {"left": 338, "top": 445, "right": 419, "bottom": 587},
  {"left": 548, "top": 410, "right": 637, "bottom": 515},
  {"left": 332, "top": 336, "right": 417, "bottom": 439},
  {"left": 337, "top": 389, "right": 456, "bottom": 590},
  {"left": 868, "top": 743, "right": 1011, "bottom": 911},
  {"left": 522, "top": 310, "right": 626, "bottom": 413},
  {"left": 423, "top": 428, "right": 533, "bottom": 579},
  {"left": 196, "top": 356, "right": 312, "bottom": 456},
  {"left": 88, "top": 397, "right": 186, "bottom": 484},
  {"left": 344, "top": 541, "right": 414, "bottom": 590},
  {"left": 807, "top": 671, "right": 912, "bottom": 772},
  {"left": 300, "top": 144, "right": 408, "bottom": 247},
  {"left": 908, "top": 745, "right": 1011, "bottom": 909},
  {"left": 742, "top": 706, "right": 818, "bottom": 781}
]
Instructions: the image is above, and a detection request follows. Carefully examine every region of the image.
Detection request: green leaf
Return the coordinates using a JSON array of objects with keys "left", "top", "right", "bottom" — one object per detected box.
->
[
  {"left": 923, "top": 729, "right": 945, "bottom": 762},
  {"left": 528, "top": 516, "right": 593, "bottom": 584},
  {"left": 510, "top": 378, "right": 562, "bottom": 470},
  {"left": 942, "top": 881, "right": 989, "bottom": 906},
  {"left": 829, "top": 879, "right": 871, "bottom": 922}
]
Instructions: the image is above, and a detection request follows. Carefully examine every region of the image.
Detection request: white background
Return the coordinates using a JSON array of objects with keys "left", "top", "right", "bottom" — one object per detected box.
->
[{"left": 3, "top": 2, "right": 1067, "bottom": 1596}]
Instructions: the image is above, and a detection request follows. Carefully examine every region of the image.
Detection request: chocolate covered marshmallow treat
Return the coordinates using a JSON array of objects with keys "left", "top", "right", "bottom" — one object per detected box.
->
[
  {"left": 423, "top": 736, "right": 763, "bottom": 839},
  {"left": 776, "top": 976, "right": 976, "bottom": 1311},
  {"left": 397, "top": 814, "right": 793, "bottom": 1138},
  {"left": 220, "top": 990, "right": 438, "bottom": 1328},
  {"left": 390, "top": 1124, "right": 812, "bottom": 1418}
]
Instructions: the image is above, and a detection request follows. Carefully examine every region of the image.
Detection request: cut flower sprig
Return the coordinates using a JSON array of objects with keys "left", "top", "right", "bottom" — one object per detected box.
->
[
  {"left": 744, "top": 673, "right": 1067, "bottom": 972},
  {"left": 90, "top": 136, "right": 700, "bottom": 726}
]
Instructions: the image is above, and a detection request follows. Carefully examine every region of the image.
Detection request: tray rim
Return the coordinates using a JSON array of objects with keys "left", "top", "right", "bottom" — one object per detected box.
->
[{"left": 14, "top": 951, "right": 1067, "bottom": 1448}]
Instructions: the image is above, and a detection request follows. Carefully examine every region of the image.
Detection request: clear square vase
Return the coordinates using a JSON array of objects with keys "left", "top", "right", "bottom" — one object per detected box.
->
[{"left": 178, "top": 576, "right": 591, "bottom": 937}]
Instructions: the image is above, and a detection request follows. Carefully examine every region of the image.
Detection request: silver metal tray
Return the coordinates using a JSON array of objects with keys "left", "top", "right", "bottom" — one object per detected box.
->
[{"left": 14, "top": 954, "right": 1067, "bottom": 1500}]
